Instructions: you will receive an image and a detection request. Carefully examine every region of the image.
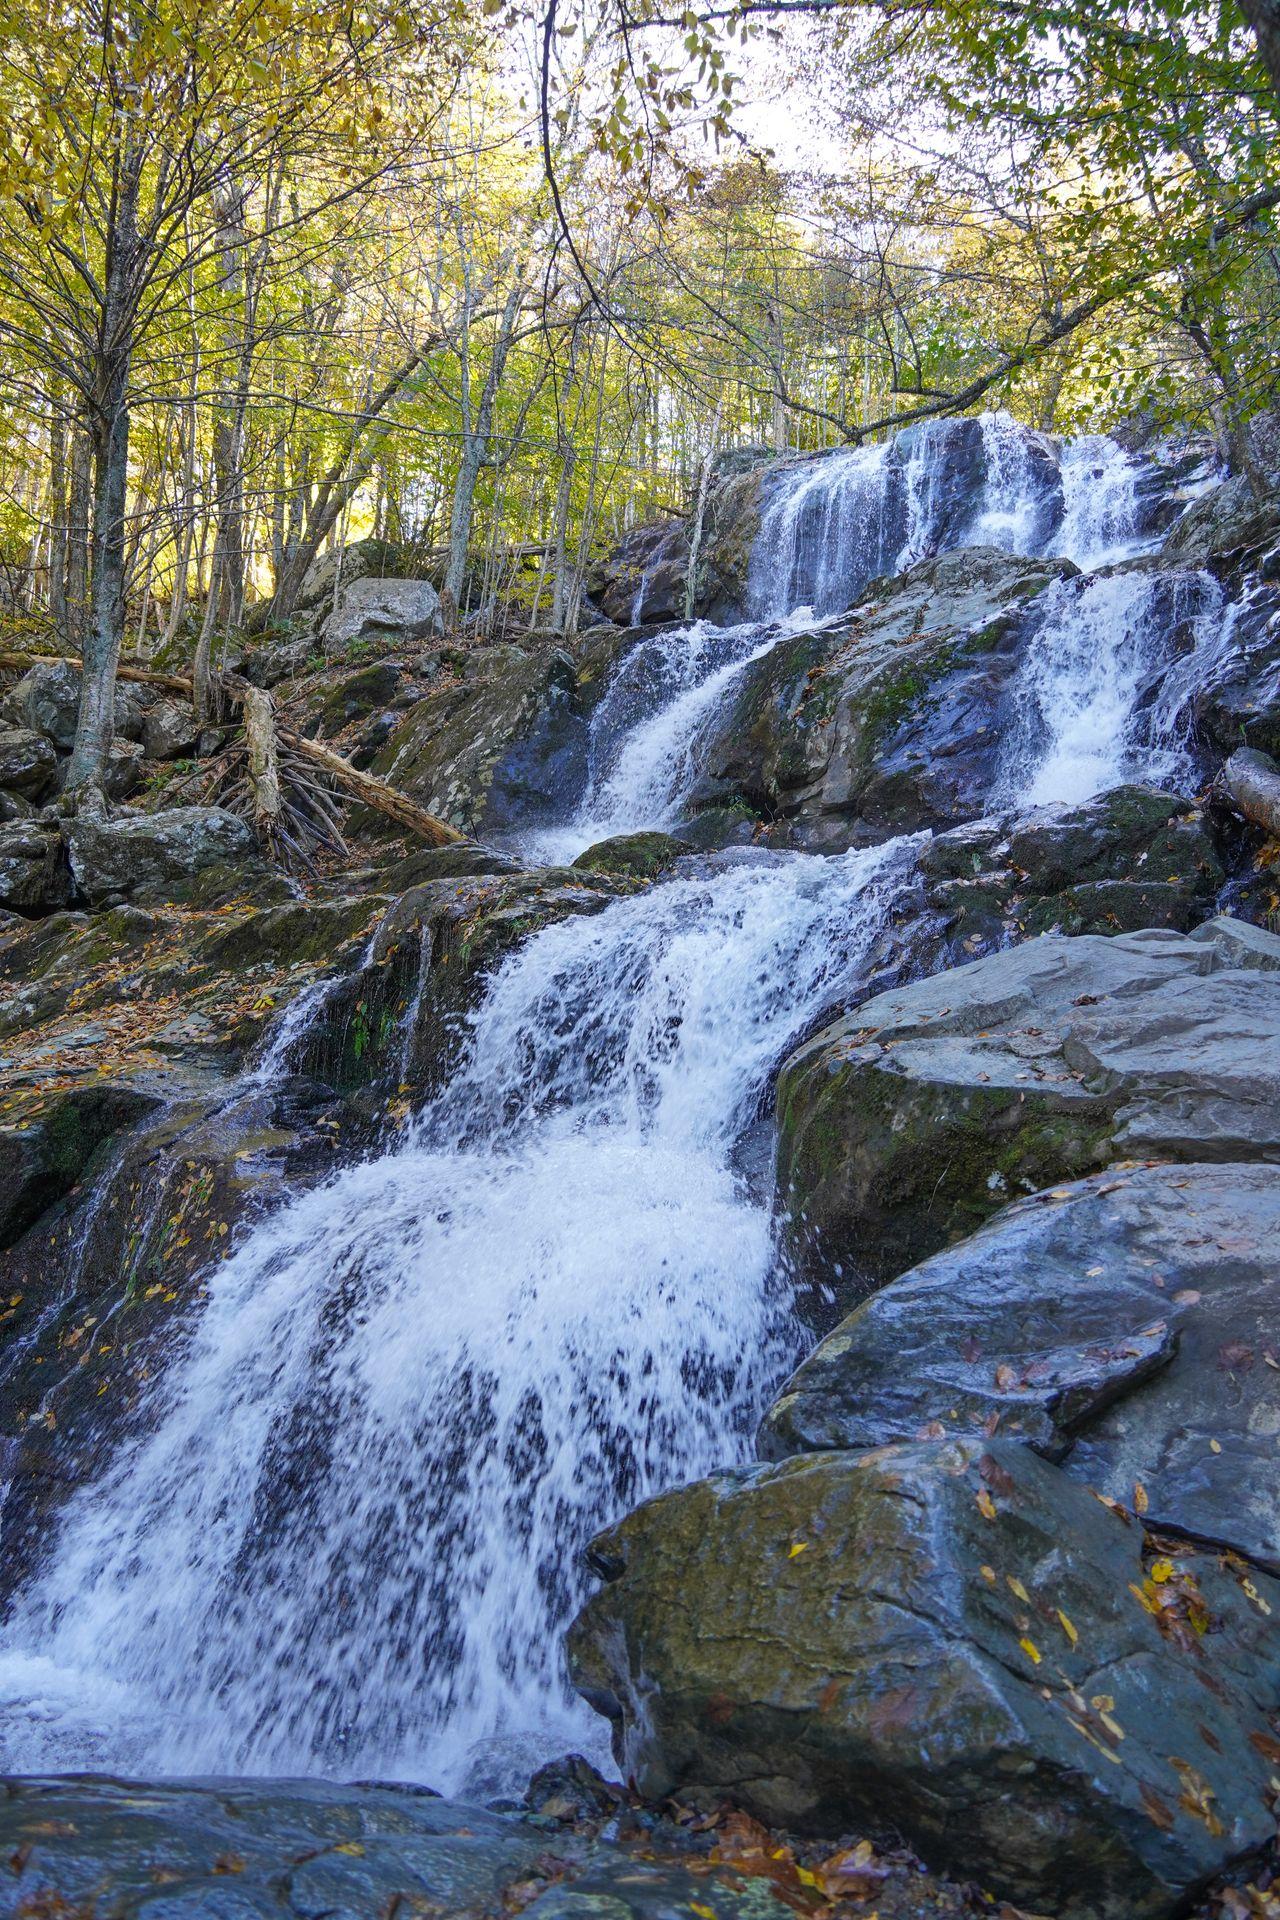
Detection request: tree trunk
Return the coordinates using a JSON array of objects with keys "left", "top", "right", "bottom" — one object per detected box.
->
[
  {"left": 65, "top": 427, "right": 91, "bottom": 649},
  {"left": 1223, "top": 747, "right": 1280, "bottom": 840},
  {"left": 1238, "top": 0, "right": 1280, "bottom": 99},
  {"left": 66, "top": 152, "right": 142, "bottom": 798},
  {"left": 444, "top": 266, "right": 525, "bottom": 607}
]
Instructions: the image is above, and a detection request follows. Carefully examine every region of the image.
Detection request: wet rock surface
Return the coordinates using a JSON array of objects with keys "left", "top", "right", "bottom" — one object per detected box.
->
[
  {"left": 0, "top": 1771, "right": 996, "bottom": 1920},
  {"left": 367, "top": 647, "right": 588, "bottom": 837},
  {"left": 775, "top": 915, "right": 1280, "bottom": 1295},
  {"left": 921, "top": 785, "right": 1225, "bottom": 960},
  {"left": 572, "top": 830, "right": 693, "bottom": 878},
  {"left": 688, "top": 547, "right": 1075, "bottom": 849},
  {"left": 570, "top": 1437, "right": 1280, "bottom": 1920},
  {"left": 762, "top": 1160, "right": 1280, "bottom": 1571}
]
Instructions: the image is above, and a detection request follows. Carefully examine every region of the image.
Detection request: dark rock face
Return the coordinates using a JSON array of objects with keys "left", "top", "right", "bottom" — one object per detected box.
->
[
  {"left": 368, "top": 650, "right": 588, "bottom": 836},
  {"left": 761, "top": 1161, "right": 1280, "bottom": 1574},
  {"left": 775, "top": 915, "right": 1280, "bottom": 1295},
  {"left": 572, "top": 831, "right": 692, "bottom": 878},
  {"left": 688, "top": 548, "right": 1074, "bottom": 850},
  {"left": 570, "top": 1436, "right": 1280, "bottom": 1920},
  {"left": 587, "top": 520, "right": 690, "bottom": 625},
  {"left": 65, "top": 807, "right": 260, "bottom": 908},
  {"left": 0, "top": 727, "right": 56, "bottom": 798},
  {"left": 920, "top": 786, "right": 1224, "bottom": 961},
  {"left": 0, "top": 823, "right": 72, "bottom": 915}
]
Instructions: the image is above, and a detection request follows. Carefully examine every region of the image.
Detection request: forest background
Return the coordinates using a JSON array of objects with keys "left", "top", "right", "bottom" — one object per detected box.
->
[{"left": 0, "top": 0, "right": 1277, "bottom": 798}]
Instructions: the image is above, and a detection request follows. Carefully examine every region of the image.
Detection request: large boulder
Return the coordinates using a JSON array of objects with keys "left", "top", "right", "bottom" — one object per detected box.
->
[
  {"left": 0, "top": 822, "right": 72, "bottom": 915},
  {"left": 142, "top": 697, "right": 199, "bottom": 761},
  {"left": 570, "top": 1436, "right": 1280, "bottom": 1920},
  {"left": 0, "top": 727, "right": 56, "bottom": 798},
  {"left": 66, "top": 806, "right": 259, "bottom": 908},
  {"left": 294, "top": 535, "right": 403, "bottom": 615},
  {"left": 762, "top": 1161, "right": 1280, "bottom": 1575},
  {"left": 367, "top": 650, "right": 587, "bottom": 837},
  {"left": 689, "top": 547, "right": 1075, "bottom": 850},
  {"left": 325, "top": 573, "right": 442, "bottom": 654},
  {"left": 775, "top": 915, "right": 1280, "bottom": 1294},
  {"left": 572, "top": 830, "right": 692, "bottom": 879},
  {"left": 8, "top": 659, "right": 142, "bottom": 751}
]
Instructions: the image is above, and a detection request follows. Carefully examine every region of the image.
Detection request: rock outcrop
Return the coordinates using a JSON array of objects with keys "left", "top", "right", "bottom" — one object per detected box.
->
[
  {"left": 775, "top": 915, "right": 1280, "bottom": 1295},
  {"left": 570, "top": 1436, "right": 1280, "bottom": 1920},
  {"left": 762, "top": 1160, "right": 1280, "bottom": 1573},
  {"left": 687, "top": 547, "right": 1076, "bottom": 848},
  {"left": 367, "top": 647, "right": 587, "bottom": 836}
]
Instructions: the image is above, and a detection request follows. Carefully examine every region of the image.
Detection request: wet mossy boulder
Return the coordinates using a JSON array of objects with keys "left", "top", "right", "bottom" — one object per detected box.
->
[
  {"left": 572, "top": 831, "right": 692, "bottom": 879},
  {"left": 775, "top": 915, "right": 1280, "bottom": 1296},
  {"left": 570, "top": 1436, "right": 1280, "bottom": 1920},
  {"left": 690, "top": 547, "right": 1075, "bottom": 850},
  {"left": 367, "top": 649, "right": 588, "bottom": 838},
  {"left": 762, "top": 1160, "right": 1280, "bottom": 1577},
  {"left": 0, "top": 1081, "right": 160, "bottom": 1248},
  {"left": 920, "top": 785, "right": 1224, "bottom": 960}
]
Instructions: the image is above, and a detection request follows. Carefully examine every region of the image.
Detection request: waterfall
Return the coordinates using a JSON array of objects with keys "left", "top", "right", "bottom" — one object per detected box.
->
[
  {"left": 997, "top": 567, "right": 1224, "bottom": 809},
  {"left": 747, "top": 444, "right": 903, "bottom": 620},
  {"left": 0, "top": 833, "right": 918, "bottom": 1793},
  {"left": 524, "top": 613, "right": 814, "bottom": 864},
  {"left": 0, "top": 406, "right": 1239, "bottom": 1805},
  {"left": 1056, "top": 434, "right": 1143, "bottom": 570}
]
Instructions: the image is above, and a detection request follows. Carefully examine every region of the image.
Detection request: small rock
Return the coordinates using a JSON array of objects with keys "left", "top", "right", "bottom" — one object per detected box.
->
[
  {"left": 0, "top": 821, "right": 72, "bottom": 915},
  {"left": 572, "top": 831, "right": 692, "bottom": 879},
  {"left": 143, "top": 698, "right": 199, "bottom": 761}
]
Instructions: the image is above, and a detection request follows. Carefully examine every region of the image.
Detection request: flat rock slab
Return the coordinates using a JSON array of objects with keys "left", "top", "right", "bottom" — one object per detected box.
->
[
  {"left": 764, "top": 1162, "right": 1280, "bottom": 1574},
  {"left": 775, "top": 914, "right": 1280, "bottom": 1293},
  {"left": 569, "top": 1438, "right": 1280, "bottom": 1920},
  {"left": 0, "top": 1776, "right": 807, "bottom": 1920}
]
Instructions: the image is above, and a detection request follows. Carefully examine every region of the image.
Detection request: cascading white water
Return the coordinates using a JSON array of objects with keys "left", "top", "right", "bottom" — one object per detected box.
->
[
  {"left": 966, "top": 411, "right": 1046, "bottom": 554},
  {"left": 524, "top": 612, "right": 815, "bottom": 865},
  {"left": 997, "top": 567, "right": 1225, "bottom": 809},
  {"left": 0, "top": 836, "right": 918, "bottom": 1792},
  {"left": 0, "top": 406, "right": 1235, "bottom": 1805},
  {"left": 1056, "top": 433, "right": 1144, "bottom": 570},
  {"left": 747, "top": 444, "right": 900, "bottom": 620}
]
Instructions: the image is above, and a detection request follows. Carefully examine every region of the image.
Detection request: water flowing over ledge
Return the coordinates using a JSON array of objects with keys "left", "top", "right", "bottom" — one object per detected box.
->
[{"left": 0, "top": 411, "right": 1243, "bottom": 1797}]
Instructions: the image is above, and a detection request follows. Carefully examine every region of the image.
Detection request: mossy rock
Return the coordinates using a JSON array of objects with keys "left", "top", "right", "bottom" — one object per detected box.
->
[{"left": 572, "top": 832, "right": 692, "bottom": 879}]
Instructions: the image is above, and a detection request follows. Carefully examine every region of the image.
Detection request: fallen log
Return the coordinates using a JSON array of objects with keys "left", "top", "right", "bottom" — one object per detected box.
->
[
  {"left": 0, "top": 647, "right": 464, "bottom": 849},
  {"left": 1222, "top": 746, "right": 1280, "bottom": 841}
]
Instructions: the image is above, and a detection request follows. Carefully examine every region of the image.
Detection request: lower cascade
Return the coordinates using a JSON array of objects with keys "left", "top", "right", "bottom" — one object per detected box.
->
[{"left": 0, "top": 833, "right": 916, "bottom": 1791}]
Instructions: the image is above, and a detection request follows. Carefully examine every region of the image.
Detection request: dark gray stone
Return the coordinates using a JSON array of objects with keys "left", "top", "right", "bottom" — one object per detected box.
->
[
  {"left": 763, "top": 1161, "right": 1280, "bottom": 1574},
  {"left": 0, "top": 822, "right": 71, "bottom": 915},
  {"left": 570, "top": 1437, "right": 1280, "bottom": 1920},
  {"left": 775, "top": 915, "right": 1280, "bottom": 1295},
  {"left": 0, "top": 728, "right": 56, "bottom": 798}
]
